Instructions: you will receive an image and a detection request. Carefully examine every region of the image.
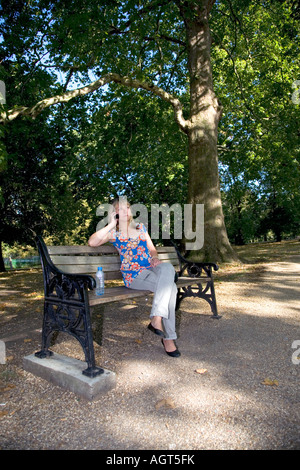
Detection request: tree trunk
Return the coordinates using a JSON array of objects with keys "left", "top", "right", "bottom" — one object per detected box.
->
[
  {"left": 183, "top": 1, "right": 239, "bottom": 262},
  {"left": 0, "top": 240, "right": 6, "bottom": 272}
]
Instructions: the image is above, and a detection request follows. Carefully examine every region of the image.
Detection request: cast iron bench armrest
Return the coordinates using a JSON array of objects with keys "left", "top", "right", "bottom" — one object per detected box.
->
[
  {"left": 36, "top": 235, "right": 96, "bottom": 292},
  {"left": 54, "top": 271, "right": 96, "bottom": 290},
  {"left": 171, "top": 242, "right": 219, "bottom": 277}
]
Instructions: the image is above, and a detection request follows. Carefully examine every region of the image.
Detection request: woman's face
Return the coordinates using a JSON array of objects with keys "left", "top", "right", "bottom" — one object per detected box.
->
[{"left": 115, "top": 202, "right": 131, "bottom": 222}]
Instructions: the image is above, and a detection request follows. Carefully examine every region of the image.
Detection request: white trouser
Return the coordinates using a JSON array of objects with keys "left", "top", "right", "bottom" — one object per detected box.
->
[{"left": 129, "top": 262, "right": 177, "bottom": 340}]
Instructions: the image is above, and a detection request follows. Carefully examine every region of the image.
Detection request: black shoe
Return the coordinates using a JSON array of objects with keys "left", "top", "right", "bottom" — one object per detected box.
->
[
  {"left": 148, "top": 323, "right": 165, "bottom": 338},
  {"left": 161, "top": 339, "right": 181, "bottom": 358}
]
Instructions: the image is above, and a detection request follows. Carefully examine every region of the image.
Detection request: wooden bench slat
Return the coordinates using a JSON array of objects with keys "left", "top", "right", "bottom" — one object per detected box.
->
[
  {"left": 89, "top": 287, "right": 149, "bottom": 306},
  {"left": 51, "top": 255, "right": 120, "bottom": 265},
  {"left": 158, "top": 253, "right": 178, "bottom": 260},
  {"left": 48, "top": 245, "right": 119, "bottom": 255},
  {"left": 48, "top": 245, "right": 177, "bottom": 255},
  {"left": 156, "top": 246, "right": 177, "bottom": 252},
  {"left": 55, "top": 261, "right": 180, "bottom": 275},
  {"left": 54, "top": 264, "right": 121, "bottom": 274},
  {"left": 54, "top": 266, "right": 123, "bottom": 279},
  {"left": 51, "top": 253, "right": 178, "bottom": 265}
]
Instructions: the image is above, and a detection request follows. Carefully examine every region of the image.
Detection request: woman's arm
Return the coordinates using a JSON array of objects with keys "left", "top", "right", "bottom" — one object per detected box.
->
[
  {"left": 88, "top": 212, "right": 117, "bottom": 247},
  {"left": 144, "top": 231, "right": 162, "bottom": 267}
]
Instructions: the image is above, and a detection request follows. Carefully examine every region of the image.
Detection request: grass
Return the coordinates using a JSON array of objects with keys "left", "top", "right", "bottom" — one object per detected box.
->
[
  {"left": 213, "top": 239, "right": 300, "bottom": 281},
  {"left": 234, "top": 239, "right": 300, "bottom": 264}
]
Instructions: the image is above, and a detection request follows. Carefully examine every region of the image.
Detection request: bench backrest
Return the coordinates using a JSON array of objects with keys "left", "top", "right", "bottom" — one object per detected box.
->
[{"left": 47, "top": 244, "right": 180, "bottom": 280}]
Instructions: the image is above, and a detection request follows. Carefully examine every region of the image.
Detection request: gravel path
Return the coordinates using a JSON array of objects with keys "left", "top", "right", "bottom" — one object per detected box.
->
[{"left": 1, "top": 256, "right": 299, "bottom": 450}]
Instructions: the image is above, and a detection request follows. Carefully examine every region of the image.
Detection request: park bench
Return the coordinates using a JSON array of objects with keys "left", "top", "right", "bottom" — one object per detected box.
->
[{"left": 34, "top": 236, "right": 219, "bottom": 378}]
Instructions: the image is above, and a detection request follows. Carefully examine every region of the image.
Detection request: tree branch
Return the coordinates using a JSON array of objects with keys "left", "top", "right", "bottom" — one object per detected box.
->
[
  {"left": 0, "top": 73, "right": 190, "bottom": 133},
  {"left": 207, "top": 0, "right": 217, "bottom": 14},
  {"left": 144, "top": 34, "right": 186, "bottom": 47}
]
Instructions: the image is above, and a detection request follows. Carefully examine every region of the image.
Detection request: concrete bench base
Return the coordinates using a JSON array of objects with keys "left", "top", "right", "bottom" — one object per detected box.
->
[{"left": 23, "top": 353, "right": 116, "bottom": 400}]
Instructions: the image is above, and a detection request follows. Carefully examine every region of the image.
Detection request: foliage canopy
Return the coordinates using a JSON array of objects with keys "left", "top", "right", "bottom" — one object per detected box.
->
[{"left": 0, "top": 0, "right": 299, "bottom": 268}]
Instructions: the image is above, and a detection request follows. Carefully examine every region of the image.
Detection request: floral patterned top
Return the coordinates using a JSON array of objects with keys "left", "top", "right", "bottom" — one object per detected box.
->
[{"left": 109, "top": 223, "right": 152, "bottom": 287}]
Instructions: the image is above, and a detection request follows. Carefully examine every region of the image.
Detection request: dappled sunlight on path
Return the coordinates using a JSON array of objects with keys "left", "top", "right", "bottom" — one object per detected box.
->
[{"left": 0, "top": 248, "right": 299, "bottom": 450}]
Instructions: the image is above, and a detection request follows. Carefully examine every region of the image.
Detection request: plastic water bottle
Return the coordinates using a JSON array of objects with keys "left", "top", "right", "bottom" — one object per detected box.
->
[{"left": 95, "top": 267, "right": 104, "bottom": 296}]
